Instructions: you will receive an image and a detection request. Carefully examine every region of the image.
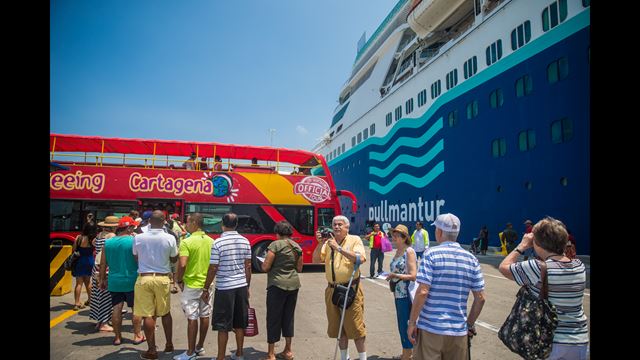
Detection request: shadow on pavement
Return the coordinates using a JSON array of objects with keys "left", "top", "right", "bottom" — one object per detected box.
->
[
  {"left": 95, "top": 347, "right": 144, "bottom": 360},
  {"left": 302, "top": 264, "right": 325, "bottom": 273},
  {"left": 51, "top": 302, "right": 76, "bottom": 312}
]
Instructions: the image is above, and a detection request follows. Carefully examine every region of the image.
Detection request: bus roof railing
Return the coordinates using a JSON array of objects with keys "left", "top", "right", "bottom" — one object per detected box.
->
[{"left": 50, "top": 134, "right": 324, "bottom": 170}]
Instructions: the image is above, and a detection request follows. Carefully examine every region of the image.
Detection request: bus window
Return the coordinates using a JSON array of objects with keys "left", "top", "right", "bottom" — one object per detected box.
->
[
  {"left": 50, "top": 200, "right": 82, "bottom": 231},
  {"left": 318, "top": 208, "right": 335, "bottom": 230},
  {"left": 83, "top": 201, "right": 137, "bottom": 222},
  {"left": 232, "top": 205, "right": 276, "bottom": 234},
  {"left": 275, "top": 206, "right": 314, "bottom": 235},
  {"left": 185, "top": 203, "right": 231, "bottom": 234}
]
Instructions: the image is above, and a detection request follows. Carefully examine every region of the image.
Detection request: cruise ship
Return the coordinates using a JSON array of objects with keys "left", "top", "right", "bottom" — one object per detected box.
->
[{"left": 312, "top": 0, "right": 590, "bottom": 254}]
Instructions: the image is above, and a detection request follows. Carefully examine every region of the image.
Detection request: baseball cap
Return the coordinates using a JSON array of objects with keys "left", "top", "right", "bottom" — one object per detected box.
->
[
  {"left": 524, "top": 219, "right": 533, "bottom": 225},
  {"left": 142, "top": 210, "right": 153, "bottom": 220},
  {"left": 170, "top": 213, "right": 179, "bottom": 220},
  {"left": 118, "top": 216, "right": 140, "bottom": 228},
  {"left": 431, "top": 213, "right": 461, "bottom": 233}
]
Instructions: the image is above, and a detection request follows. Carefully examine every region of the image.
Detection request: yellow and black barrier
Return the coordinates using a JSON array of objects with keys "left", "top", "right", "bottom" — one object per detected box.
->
[{"left": 50, "top": 244, "right": 73, "bottom": 296}]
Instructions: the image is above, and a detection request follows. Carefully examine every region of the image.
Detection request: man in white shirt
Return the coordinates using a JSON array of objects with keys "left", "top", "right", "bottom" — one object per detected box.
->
[
  {"left": 411, "top": 221, "right": 429, "bottom": 259},
  {"left": 133, "top": 211, "right": 179, "bottom": 360}
]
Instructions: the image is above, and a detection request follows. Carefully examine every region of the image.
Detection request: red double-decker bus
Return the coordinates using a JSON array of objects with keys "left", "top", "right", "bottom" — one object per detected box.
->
[{"left": 50, "top": 134, "right": 357, "bottom": 270}]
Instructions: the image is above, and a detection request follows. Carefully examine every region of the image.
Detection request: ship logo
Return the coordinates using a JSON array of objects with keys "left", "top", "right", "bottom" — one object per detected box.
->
[
  {"left": 294, "top": 176, "right": 331, "bottom": 203},
  {"left": 368, "top": 117, "right": 445, "bottom": 195}
]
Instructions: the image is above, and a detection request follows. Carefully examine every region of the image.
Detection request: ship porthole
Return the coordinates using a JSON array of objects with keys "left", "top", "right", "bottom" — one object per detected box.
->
[
  {"left": 561, "top": 177, "right": 568, "bottom": 186},
  {"left": 525, "top": 181, "right": 532, "bottom": 190},
  {"left": 496, "top": 185, "right": 503, "bottom": 192}
]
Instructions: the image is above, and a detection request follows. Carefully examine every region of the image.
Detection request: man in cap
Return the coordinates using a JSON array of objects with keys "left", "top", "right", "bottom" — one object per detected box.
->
[
  {"left": 137, "top": 210, "right": 154, "bottom": 233},
  {"left": 407, "top": 213, "right": 486, "bottom": 360},
  {"left": 98, "top": 216, "right": 145, "bottom": 346},
  {"left": 134, "top": 211, "right": 179, "bottom": 359}
]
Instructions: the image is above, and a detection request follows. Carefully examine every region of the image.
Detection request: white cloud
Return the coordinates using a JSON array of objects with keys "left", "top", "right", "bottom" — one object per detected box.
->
[{"left": 296, "top": 125, "right": 309, "bottom": 135}]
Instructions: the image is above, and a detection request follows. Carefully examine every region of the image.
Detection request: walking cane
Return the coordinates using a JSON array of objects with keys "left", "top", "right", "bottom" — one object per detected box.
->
[
  {"left": 468, "top": 326, "right": 476, "bottom": 360},
  {"left": 332, "top": 254, "right": 361, "bottom": 360}
]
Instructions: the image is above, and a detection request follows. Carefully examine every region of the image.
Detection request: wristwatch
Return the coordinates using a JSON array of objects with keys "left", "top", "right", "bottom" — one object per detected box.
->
[
  {"left": 337, "top": 245, "right": 343, "bottom": 254},
  {"left": 514, "top": 248, "right": 524, "bottom": 255}
]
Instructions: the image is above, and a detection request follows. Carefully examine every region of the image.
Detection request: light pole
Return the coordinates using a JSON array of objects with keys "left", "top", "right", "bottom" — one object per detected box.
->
[{"left": 269, "top": 128, "right": 276, "bottom": 147}]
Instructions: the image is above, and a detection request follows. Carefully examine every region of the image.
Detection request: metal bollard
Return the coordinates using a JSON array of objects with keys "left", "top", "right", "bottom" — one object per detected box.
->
[{"left": 50, "top": 243, "right": 73, "bottom": 296}]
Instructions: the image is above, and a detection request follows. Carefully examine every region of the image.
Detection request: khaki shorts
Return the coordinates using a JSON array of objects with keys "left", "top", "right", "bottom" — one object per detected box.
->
[
  {"left": 133, "top": 274, "right": 171, "bottom": 317},
  {"left": 180, "top": 285, "right": 213, "bottom": 320},
  {"left": 414, "top": 329, "right": 467, "bottom": 360},
  {"left": 325, "top": 285, "right": 366, "bottom": 339}
]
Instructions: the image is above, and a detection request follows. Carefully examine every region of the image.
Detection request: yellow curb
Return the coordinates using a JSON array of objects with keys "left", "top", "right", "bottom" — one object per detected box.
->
[{"left": 50, "top": 309, "right": 78, "bottom": 329}]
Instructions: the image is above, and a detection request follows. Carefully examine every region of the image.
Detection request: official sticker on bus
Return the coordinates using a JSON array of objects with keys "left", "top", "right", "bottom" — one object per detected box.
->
[{"left": 294, "top": 176, "right": 331, "bottom": 203}]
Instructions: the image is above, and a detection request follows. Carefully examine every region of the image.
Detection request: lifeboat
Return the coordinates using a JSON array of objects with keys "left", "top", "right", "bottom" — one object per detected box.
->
[{"left": 407, "top": 0, "right": 474, "bottom": 40}]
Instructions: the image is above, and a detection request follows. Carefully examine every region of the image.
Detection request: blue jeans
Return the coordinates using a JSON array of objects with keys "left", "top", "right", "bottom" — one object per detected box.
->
[
  {"left": 415, "top": 250, "right": 425, "bottom": 259},
  {"left": 370, "top": 248, "right": 384, "bottom": 276},
  {"left": 394, "top": 296, "right": 413, "bottom": 349}
]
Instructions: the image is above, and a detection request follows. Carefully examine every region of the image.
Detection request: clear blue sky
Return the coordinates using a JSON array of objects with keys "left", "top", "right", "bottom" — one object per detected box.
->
[{"left": 51, "top": 0, "right": 396, "bottom": 151}]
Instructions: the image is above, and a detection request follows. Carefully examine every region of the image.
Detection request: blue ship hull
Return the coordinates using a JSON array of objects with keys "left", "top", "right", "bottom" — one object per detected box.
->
[{"left": 329, "top": 23, "right": 590, "bottom": 255}]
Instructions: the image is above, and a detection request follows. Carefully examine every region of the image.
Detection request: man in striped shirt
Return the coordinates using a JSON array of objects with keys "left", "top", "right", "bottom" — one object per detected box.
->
[
  {"left": 202, "top": 213, "right": 252, "bottom": 360},
  {"left": 407, "top": 213, "right": 486, "bottom": 360}
]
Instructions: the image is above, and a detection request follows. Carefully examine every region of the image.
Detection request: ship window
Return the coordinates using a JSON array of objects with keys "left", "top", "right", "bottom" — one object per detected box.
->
[
  {"left": 370, "top": 123, "right": 376, "bottom": 136},
  {"left": 466, "top": 100, "right": 479, "bottom": 119},
  {"left": 333, "top": 149, "right": 337, "bottom": 158},
  {"left": 547, "top": 57, "right": 568, "bottom": 84},
  {"left": 446, "top": 69, "right": 458, "bottom": 90},
  {"left": 486, "top": 40, "right": 503, "bottom": 66},
  {"left": 582, "top": 0, "right": 590, "bottom": 7},
  {"left": 542, "top": 0, "right": 568, "bottom": 32},
  {"left": 448, "top": 110, "right": 458, "bottom": 127},
  {"left": 342, "top": 143, "right": 346, "bottom": 153},
  {"left": 561, "top": 177, "right": 568, "bottom": 186},
  {"left": 490, "top": 89, "right": 504, "bottom": 108},
  {"left": 464, "top": 56, "right": 478, "bottom": 79},
  {"left": 417, "top": 89, "right": 427, "bottom": 107},
  {"left": 518, "top": 130, "right": 536, "bottom": 151},
  {"left": 430, "top": 80, "right": 441, "bottom": 99},
  {"left": 357, "top": 132, "right": 362, "bottom": 144},
  {"left": 511, "top": 21, "right": 532, "bottom": 51},
  {"left": 352, "top": 136, "right": 356, "bottom": 147},
  {"left": 395, "top": 106, "right": 402, "bottom": 121},
  {"left": 516, "top": 75, "right": 533, "bottom": 97},
  {"left": 386, "top": 112, "right": 393, "bottom": 127},
  {"left": 330, "top": 131, "right": 334, "bottom": 138},
  {"left": 525, "top": 181, "right": 533, "bottom": 190},
  {"left": 492, "top": 138, "right": 506, "bottom": 157},
  {"left": 497, "top": 185, "right": 503, "bottom": 192},
  {"left": 363, "top": 128, "right": 369, "bottom": 140},
  {"left": 551, "top": 117, "right": 573, "bottom": 143},
  {"left": 336, "top": 124, "right": 343, "bottom": 133},
  {"left": 405, "top": 98, "right": 414, "bottom": 114}
]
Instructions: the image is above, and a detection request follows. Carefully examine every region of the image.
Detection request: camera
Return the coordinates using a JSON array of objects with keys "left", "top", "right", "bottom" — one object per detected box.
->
[{"left": 320, "top": 227, "right": 334, "bottom": 239}]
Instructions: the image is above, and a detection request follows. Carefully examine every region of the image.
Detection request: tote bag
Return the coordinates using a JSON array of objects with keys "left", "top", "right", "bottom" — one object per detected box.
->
[
  {"left": 245, "top": 307, "right": 259, "bottom": 337},
  {"left": 380, "top": 236, "right": 393, "bottom": 252},
  {"left": 498, "top": 261, "right": 558, "bottom": 360}
]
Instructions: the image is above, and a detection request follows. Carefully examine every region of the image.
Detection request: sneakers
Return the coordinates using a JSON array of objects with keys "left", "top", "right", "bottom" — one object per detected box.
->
[
  {"left": 195, "top": 347, "right": 205, "bottom": 356},
  {"left": 173, "top": 351, "right": 196, "bottom": 360}
]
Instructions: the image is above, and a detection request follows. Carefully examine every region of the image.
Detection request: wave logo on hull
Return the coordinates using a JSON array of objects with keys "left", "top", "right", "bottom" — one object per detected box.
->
[
  {"left": 368, "top": 117, "right": 445, "bottom": 195},
  {"left": 294, "top": 176, "right": 331, "bottom": 203}
]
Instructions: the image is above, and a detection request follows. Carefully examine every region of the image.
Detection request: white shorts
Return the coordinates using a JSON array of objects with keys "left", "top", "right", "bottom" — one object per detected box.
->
[{"left": 180, "top": 285, "right": 213, "bottom": 320}]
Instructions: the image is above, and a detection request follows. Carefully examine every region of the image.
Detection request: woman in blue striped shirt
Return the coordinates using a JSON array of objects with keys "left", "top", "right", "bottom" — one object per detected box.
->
[{"left": 499, "top": 217, "right": 589, "bottom": 360}]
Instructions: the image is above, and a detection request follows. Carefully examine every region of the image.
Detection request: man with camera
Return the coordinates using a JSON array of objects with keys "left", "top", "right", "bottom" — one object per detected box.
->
[{"left": 316, "top": 215, "right": 368, "bottom": 360}]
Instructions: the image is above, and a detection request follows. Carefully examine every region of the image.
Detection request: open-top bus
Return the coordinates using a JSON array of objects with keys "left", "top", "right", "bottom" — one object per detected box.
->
[{"left": 50, "top": 134, "right": 357, "bottom": 270}]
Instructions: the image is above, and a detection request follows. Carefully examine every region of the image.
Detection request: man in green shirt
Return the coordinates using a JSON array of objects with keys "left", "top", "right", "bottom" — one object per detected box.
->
[{"left": 174, "top": 213, "right": 214, "bottom": 360}]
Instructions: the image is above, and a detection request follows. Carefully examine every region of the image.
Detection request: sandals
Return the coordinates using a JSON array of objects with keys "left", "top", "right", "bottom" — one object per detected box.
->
[
  {"left": 72, "top": 304, "right": 85, "bottom": 311},
  {"left": 133, "top": 336, "right": 146, "bottom": 345},
  {"left": 275, "top": 352, "right": 294, "bottom": 360}
]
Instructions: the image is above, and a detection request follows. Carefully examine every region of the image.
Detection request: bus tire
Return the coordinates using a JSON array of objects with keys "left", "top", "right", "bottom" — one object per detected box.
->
[{"left": 252, "top": 241, "right": 270, "bottom": 273}]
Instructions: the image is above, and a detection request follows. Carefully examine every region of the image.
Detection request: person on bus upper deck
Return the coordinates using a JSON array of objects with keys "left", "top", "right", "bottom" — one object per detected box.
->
[
  {"left": 133, "top": 210, "right": 179, "bottom": 359},
  {"left": 251, "top": 157, "right": 259, "bottom": 167},
  {"left": 202, "top": 213, "right": 253, "bottom": 360},
  {"left": 213, "top": 155, "right": 223, "bottom": 171},
  {"left": 183, "top": 152, "right": 197, "bottom": 170},
  {"left": 317, "top": 215, "right": 368, "bottom": 360},
  {"left": 199, "top": 157, "right": 208, "bottom": 171}
]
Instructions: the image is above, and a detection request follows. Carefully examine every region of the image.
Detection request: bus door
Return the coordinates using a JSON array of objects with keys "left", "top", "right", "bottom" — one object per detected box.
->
[{"left": 137, "top": 198, "right": 184, "bottom": 219}]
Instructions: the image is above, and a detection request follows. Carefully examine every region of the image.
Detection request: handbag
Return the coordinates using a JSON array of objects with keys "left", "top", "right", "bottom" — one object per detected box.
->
[
  {"left": 498, "top": 260, "right": 558, "bottom": 360},
  {"left": 245, "top": 306, "right": 259, "bottom": 337},
  {"left": 380, "top": 235, "right": 393, "bottom": 252},
  {"left": 330, "top": 248, "right": 358, "bottom": 309},
  {"left": 64, "top": 250, "right": 81, "bottom": 271}
]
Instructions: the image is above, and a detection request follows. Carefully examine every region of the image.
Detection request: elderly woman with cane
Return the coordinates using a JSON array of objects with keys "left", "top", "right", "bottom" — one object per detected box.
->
[{"left": 317, "top": 215, "right": 367, "bottom": 360}]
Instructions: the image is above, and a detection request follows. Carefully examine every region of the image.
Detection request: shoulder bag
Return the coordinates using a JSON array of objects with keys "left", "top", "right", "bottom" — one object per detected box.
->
[
  {"left": 498, "top": 260, "right": 558, "bottom": 360},
  {"left": 330, "top": 243, "right": 358, "bottom": 309}
]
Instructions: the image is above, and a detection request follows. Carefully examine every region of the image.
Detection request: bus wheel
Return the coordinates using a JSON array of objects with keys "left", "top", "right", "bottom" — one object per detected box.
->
[{"left": 252, "top": 241, "right": 270, "bottom": 273}]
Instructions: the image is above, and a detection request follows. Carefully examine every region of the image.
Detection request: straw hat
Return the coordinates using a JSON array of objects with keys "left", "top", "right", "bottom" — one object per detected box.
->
[
  {"left": 391, "top": 224, "right": 409, "bottom": 238},
  {"left": 98, "top": 216, "right": 119, "bottom": 227}
]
